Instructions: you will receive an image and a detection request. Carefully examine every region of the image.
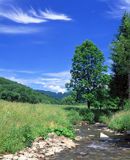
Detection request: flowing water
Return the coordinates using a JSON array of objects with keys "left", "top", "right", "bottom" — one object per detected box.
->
[{"left": 51, "top": 123, "right": 130, "bottom": 160}]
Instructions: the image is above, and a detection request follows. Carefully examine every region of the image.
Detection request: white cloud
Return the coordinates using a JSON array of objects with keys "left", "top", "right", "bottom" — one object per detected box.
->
[
  {"left": 107, "top": 0, "right": 130, "bottom": 18},
  {"left": 0, "top": 6, "right": 72, "bottom": 24},
  {"left": 0, "top": 69, "right": 71, "bottom": 93},
  {"left": 0, "top": 8, "right": 46, "bottom": 24},
  {"left": 0, "top": 25, "right": 40, "bottom": 34},
  {"left": 43, "top": 71, "right": 71, "bottom": 79},
  {"left": 40, "top": 9, "right": 72, "bottom": 21},
  {"left": 0, "top": 1, "right": 72, "bottom": 33}
]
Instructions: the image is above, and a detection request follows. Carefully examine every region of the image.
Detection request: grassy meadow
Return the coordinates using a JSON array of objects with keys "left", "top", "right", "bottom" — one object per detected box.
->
[{"left": 0, "top": 101, "right": 83, "bottom": 153}]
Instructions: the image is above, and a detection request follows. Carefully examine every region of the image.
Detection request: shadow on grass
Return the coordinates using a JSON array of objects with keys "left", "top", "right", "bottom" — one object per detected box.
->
[{"left": 64, "top": 106, "right": 118, "bottom": 122}]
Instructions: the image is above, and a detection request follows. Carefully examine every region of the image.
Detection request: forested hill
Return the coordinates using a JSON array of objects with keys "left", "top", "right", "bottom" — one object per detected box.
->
[
  {"left": 0, "top": 77, "right": 59, "bottom": 104},
  {"left": 37, "top": 90, "right": 70, "bottom": 99}
]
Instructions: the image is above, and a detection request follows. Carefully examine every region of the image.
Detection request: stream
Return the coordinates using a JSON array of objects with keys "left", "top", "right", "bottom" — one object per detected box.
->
[{"left": 51, "top": 123, "right": 130, "bottom": 160}]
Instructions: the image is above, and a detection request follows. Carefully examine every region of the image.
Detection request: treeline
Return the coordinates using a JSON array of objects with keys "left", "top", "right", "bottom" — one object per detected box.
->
[
  {"left": 63, "top": 12, "right": 130, "bottom": 110},
  {"left": 0, "top": 77, "right": 59, "bottom": 104}
]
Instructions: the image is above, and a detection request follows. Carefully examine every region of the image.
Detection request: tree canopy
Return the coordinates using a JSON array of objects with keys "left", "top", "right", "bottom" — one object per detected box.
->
[
  {"left": 110, "top": 12, "right": 130, "bottom": 102},
  {"left": 68, "top": 40, "right": 108, "bottom": 109}
]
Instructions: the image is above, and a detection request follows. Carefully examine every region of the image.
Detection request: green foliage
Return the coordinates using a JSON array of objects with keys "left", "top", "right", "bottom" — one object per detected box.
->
[
  {"left": 124, "top": 100, "right": 130, "bottom": 110},
  {"left": 67, "top": 110, "right": 82, "bottom": 125},
  {"left": 98, "top": 115, "right": 109, "bottom": 124},
  {"left": 68, "top": 40, "right": 108, "bottom": 108},
  {"left": 61, "top": 95, "right": 77, "bottom": 105},
  {"left": 0, "top": 101, "right": 77, "bottom": 154},
  {"left": 110, "top": 12, "right": 130, "bottom": 101},
  {"left": 109, "top": 110, "right": 130, "bottom": 131},
  {"left": 82, "top": 110, "right": 95, "bottom": 123},
  {"left": 1, "top": 125, "right": 33, "bottom": 153},
  {"left": 53, "top": 128, "right": 75, "bottom": 139},
  {"left": 0, "top": 77, "right": 58, "bottom": 104},
  {"left": 77, "top": 108, "right": 95, "bottom": 123}
]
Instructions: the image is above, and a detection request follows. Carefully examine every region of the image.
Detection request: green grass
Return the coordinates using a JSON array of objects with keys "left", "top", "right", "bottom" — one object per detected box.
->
[
  {"left": 0, "top": 100, "right": 117, "bottom": 154},
  {"left": 108, "top": 101, "right": 130, "bottom": 131},
  {"left": 0, "top": 101, "right": 81, "bottom": 154},
  {"left": 109, "top": 110, "right": 130, "bottom": 131}
]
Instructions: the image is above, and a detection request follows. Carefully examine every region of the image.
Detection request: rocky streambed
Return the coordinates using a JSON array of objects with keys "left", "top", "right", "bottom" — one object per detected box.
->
[
  {"left": 1, "top": 133, "right": 76, "bottom": 160},
  {"left": 1, "top": 123, "right": 130, "bottom": 160}
]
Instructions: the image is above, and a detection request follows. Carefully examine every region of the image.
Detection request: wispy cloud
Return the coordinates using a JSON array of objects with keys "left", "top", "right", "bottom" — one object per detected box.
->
[
  {"left": 0, "top": 7, "right": 47, "bottom": 24},
  {"left": 100, "top": 0, "right": 130, "bottom": 18},
  {"left": 0, "top": 6, "right": 72, "bottom": 24},
  {"left": 0, "top": 0, "right": 72, "bottom": 34},
  {"left": 0, "top": 25, "right": 41, "bottom": 34},
  {"left": 0, "top": 69, "right": 71, "bottom": 93},
  {"left": 40, "top": 9, "right": 72, "bottom": 21}
]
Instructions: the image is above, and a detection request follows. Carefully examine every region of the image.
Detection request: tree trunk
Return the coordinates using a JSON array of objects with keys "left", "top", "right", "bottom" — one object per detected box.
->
[
  {"left": 128, "top": 72, "right": 130, "bottom": 100},
  {"left": 87, "top": 101, "right": 91, "bottom": 109}
]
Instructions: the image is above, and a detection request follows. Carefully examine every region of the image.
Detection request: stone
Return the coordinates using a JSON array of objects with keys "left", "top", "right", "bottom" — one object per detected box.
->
[
  {"left": 126, "top": 130, "right": 130, "bottom": 135},
  {"left": 80, "top": 152, "right": 87, "bottom": 156},
  {"left": 13, "top": 156, "right": 19, "bottom": 160},
  {"left": 100, "top": 132, "right": 109, "bottom": 139},
  {"left": 34, "top": 137, "right": 43, "bottom": 142},
  {"left": 18, "top": 156, "right": 27, "bottom": 160},
  {"left": 75, "top": 136, "right": 82, "bottom": 141},
  {"left": 3, "top": 154, "right": 13, "bottom": 159}
]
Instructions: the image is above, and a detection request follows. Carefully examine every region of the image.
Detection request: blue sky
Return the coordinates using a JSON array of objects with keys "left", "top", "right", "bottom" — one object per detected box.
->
[{"left": 0, "top": 0, "right": 130, "bottom": 93}]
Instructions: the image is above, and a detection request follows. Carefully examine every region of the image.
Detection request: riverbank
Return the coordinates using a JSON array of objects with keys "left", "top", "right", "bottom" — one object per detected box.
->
[
  {"left": 2, "top": 123, "right": 130, "bottom": 160},
  {"left": 52, "top": 123, "right": 130, "bottom": 160},
  {"left": 2, "top": 133, "right": 76, "bottom": 160}
]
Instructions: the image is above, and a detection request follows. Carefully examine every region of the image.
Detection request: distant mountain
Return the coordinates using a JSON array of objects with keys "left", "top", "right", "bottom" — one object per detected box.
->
[
  {"left": 37, "top": 90, "right": 70, "bottom": 99},
  {"left": 0, "top": 77, "right": 59, "bottom": 104}
]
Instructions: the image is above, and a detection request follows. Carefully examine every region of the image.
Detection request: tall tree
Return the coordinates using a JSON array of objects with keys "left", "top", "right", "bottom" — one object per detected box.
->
[
  {"left": 111, "top": 12, "right": 130, "bottom": 102},
  {"left": 68, "top": 40, "right": 107, "bottom": 109}
]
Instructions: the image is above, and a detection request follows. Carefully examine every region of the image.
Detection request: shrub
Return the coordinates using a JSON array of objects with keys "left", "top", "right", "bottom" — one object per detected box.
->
[
  {"left": 98, "top": 115, "right": 109, "bottom": 124},
  {"left": 109, "top": 110, "right": 130, "bottom": 131},
  {"left": 53, "top": 128, "right": 75, "bottom": 139},
  {"left": 79, "top": 109, "right": 95, "bottom": 123},
  {"left": 68, "top": 110, "right": 82, "bottom": 125},
  {"left": 124, "top": 100, "right": 130, "bottom": 110}
]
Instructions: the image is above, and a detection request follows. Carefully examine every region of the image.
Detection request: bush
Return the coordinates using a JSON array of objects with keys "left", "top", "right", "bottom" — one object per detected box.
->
[
  {"left": 68, "top": 110, "right": 82, "bottom": 125},
  {"left": 79, "top": 109, "right": 95, "bottom": 123},
  {"left": 109, "top": 110, "right": 130, "bottom": 131},
  {"left": 98, "top": 115, "right": 109, "bottom": 124},
  {"left": 53, "top": 128, "right": 75, "bottom": 139},
  {"left": 124, "top": 100, "right": 130, "bottom": 110}
]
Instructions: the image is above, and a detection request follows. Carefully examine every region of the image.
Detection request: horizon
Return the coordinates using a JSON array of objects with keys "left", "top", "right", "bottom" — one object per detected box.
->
[{"left": 0, "top": 0, "right": 130, "bottom": 93}]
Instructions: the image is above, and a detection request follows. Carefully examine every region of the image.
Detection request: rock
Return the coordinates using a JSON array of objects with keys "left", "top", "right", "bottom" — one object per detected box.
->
[
  {"left": 100, "top": 132, "right": 109, "bottom": 139},
  {"left": 13, "top": 156, "right": 19, "bottom": 160},
  {"left": 75, "top": 136, "right": 82, "bottom": 141},
  {"left": 45, "top": 151, "right": 55, "bottom": 156},
  {"left": 18, "top": 156, "right": 27, "bottom": 160},
  {"left": 34, "top": 137, "right": 43, "bottom": 142},
  {"left": 3, "top": 154, "right": 13, "bottom": 159},
  {"left": 48, "top": 133, "right": 57, "bottom": 138},
  {"left": 103, "top": 127, "right": 114, "bottom": 133},
  {"left": 79, "top": 152, "right": 87, "bottom": 156},
  {"left": 126, "top": 130, "right": 130, "bottom": 135},
  {"left": 88, "top": 135, "right": 95, "bottom": 137}
]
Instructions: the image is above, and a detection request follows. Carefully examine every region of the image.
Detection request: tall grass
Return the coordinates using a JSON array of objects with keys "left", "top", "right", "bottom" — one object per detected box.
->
[
  {"left": 108, "top": 101, "right": 130, "bottom": 131},
  {"left": 109, "top": 110, "right": 130, "bottom": 131},
  {"left": 0, "top": 101, "right": 75, "bottom": 153}
]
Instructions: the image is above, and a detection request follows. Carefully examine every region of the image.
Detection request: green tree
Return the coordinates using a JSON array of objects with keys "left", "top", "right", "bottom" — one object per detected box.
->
[
  {"left": 68, "top": 40, "right": 107, "bottom": 109},
  {"left": 111, "top": 12, "right": 130, "bottom": 103}
]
